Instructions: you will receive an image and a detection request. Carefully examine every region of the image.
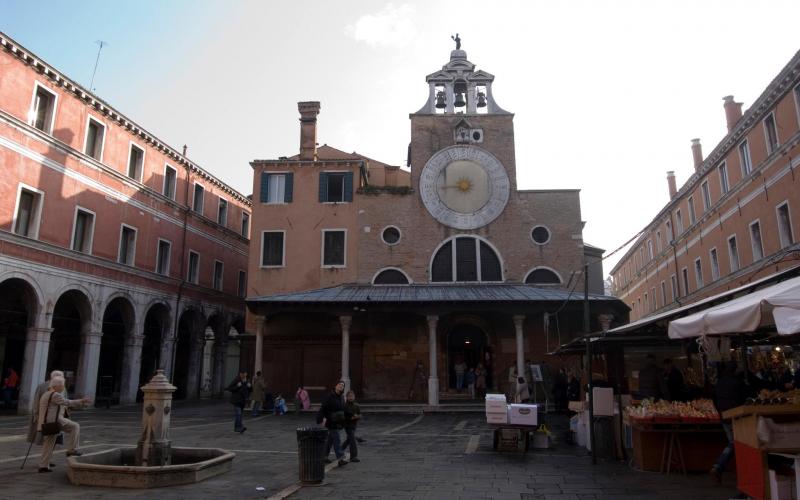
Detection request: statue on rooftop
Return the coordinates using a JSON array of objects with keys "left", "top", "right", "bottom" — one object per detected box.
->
[{"left": 451, "top": 33, "right": 461, "bottom": 50}]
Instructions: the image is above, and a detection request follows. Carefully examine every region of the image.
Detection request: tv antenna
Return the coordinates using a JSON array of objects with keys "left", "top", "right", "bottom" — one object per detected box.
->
[{"left": 89, "top": 40, "right": 107, "bottom": 92}]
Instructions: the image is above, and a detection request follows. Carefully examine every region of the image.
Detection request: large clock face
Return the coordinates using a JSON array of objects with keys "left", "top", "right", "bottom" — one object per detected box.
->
[{"left": 420, "top": 145, "right": 510, "bottom": 229}]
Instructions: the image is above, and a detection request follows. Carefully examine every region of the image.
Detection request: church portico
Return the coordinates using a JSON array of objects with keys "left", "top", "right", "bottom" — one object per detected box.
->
[{"left": 247, "top": 284, "right": 626, "bottom": 403}]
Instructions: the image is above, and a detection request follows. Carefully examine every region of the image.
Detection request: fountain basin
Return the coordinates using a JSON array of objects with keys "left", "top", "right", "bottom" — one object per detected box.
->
[{"left": 67, "top": 446, "right": 235, "bottom": 488}]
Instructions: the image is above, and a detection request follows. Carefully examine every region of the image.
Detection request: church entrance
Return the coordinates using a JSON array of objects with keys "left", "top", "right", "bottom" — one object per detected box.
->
[{"left": 446, "top": 324, "right": 487, "bottom": 390}]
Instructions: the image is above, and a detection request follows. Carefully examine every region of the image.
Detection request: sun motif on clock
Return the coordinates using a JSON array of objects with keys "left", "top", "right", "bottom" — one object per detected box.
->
[{"left": 419, "top": 145, "right": 510, "bottom": 230}]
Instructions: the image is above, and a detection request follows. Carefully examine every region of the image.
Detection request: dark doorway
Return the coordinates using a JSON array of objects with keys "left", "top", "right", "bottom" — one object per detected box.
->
[
  {"left": 173, "top": 310, "right": 201, "bottom": 400},
  {"left": 447, "top": 324, "right": 486, "bottom": 389},
  {"left": 98, "top": 297, "right": 134, "bottom": 405},
  {"left": 49, "top": 290, "right": 88, "bottom": 394},
  {"left": 0, "top": 279, "right": 34, "bottom": 410},
  {"left": 138, "top": 304, "right": 168, "bottom": 401}
]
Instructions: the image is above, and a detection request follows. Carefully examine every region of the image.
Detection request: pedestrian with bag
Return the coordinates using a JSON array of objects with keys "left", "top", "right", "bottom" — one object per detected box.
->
[
  {"left": 341, "top": 390, "right": 361, "bottom": 462},
  {"left": 37, "top": 376, "right": 90, "bottom": 473},
  {"left": 226, "top": 370, "right": 251, "bottom": 434},
  {"left": 26, "top": 369, "right": 65, "bottom": 469},
  {"left": 317, "top": 380, "right": 348, "bottom": 466}
]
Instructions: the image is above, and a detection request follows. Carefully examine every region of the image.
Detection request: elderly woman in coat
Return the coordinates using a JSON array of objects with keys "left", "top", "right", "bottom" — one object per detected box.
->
[
  {"left": 27, "top": 370, "right": 65, "bottom": 447},
  {"left": 37, "top": 376, "right": 90, "bottom": 473}
]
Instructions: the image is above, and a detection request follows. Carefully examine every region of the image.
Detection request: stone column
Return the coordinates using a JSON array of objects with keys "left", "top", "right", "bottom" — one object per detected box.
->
[
  {"left": 119, "top": 333, "right": 145, "bottom": 405},
  {"left": 340, "top": 316, "right": 351, "bottom": 393},
  {"left": 159, "top": 335, "right": 176, "bottom": 379},
  {"left": 200, "top": 331, "right": 215, "bottom": 398},
  {"left": 513, "top": 315, "right": 525, "bottom": 380},
  {"left": 75, "top": 330, "right": 103, "bottom": 399},
  {"left": 254, "top": 317, "right": 265, "bottom": 376},
  {"left": 17, "top": 326, "right": 53, "bottom": 414},
  {"left": 185, "top": 335, "right": 204, "bottom": 400},
  {"left": 212, "top": 339, "right": 228, "bottom": 397},
  {"left": 427, "top": 315, "right": 439, "bottom": 406}
]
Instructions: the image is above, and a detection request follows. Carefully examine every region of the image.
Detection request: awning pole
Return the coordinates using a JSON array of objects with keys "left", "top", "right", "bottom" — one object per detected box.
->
[{"left": 587, "top": 337, "right": 596, "bottom": 465}]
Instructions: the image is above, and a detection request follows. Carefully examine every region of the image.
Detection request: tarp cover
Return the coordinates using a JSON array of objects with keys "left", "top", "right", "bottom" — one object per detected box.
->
[{"left": 668, "top": 276, "right": 800, "bottom": 338}]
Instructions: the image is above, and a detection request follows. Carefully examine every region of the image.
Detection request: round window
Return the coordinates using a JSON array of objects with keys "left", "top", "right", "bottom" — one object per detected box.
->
[
  {"left": 531, "top": 226, "right": 551, "bottom": 245},
  {"left": 382, "top": 226, "right": 401, "bottom": 245}
]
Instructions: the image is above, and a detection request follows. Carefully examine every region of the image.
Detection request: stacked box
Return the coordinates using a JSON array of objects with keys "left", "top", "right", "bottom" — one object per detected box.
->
[
  {"left": 508, "top": 404, "right": 538, "bottom": 426},
  {"left": 485, "top": 393, "right": 508, "bottom": 424}
]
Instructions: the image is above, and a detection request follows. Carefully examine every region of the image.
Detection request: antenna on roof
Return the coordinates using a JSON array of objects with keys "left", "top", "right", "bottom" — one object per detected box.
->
[{"left": 89, "top": 40, "right": 107, "bottom": 92}]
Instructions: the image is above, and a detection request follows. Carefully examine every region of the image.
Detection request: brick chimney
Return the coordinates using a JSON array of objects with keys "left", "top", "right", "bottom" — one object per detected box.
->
[
  {"left": 691, "top": 138, "right": 703, "bottom": 171},
  {"left": 298, "top": 101, "right": 320, "bottom": 161},
  {"left": 667, "top": 171, "right": 677, "bottom": 199},
  {"left": 723, "top": 95, "right": 743, "bottom": 133}
]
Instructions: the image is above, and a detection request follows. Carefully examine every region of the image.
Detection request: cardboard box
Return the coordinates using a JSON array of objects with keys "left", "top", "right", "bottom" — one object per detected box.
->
[
  {"left": 508, "top": 404, "right": 538, "bottom": 426},
  {"left": 486, "top": 411, "right": 508, "bottom": 424},
  {"left": 485, "top": 393, "right": 507, "bottom": 412},
  {"left": 568, "top": 400, "right": 587, "bottom": 412}
]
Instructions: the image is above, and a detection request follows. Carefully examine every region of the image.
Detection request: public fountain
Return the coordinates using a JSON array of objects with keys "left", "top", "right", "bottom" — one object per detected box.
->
[{"left": 67, "top": 370, "right": 235, "bottom": 488}]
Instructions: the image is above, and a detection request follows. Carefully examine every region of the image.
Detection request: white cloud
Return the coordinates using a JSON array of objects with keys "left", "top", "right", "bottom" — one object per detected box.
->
[{"left": 345, "top": 3, "right": 417, "bottom": 48}]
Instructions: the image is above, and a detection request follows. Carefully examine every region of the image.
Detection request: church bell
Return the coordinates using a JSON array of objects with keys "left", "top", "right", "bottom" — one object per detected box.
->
[
  {"left": 435, "top": 91, "right": 446, "bottom": 109},
  {"left": 454, "top": 92, "right": 466, "bottom": 108},
  {"left": 476, "top": 91, "right": 487, "bottom": 108}
]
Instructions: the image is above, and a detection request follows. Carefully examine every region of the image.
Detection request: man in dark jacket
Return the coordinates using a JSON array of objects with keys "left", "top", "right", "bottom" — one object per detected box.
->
[
  {"left": 227, "top": 370, "right": 251, "bottom": 434},
  {"left": 317, "top": 380, "right": 348, "bottom": 466},
  {"left": 663, "top": 358, "right": 686, "bottom": 401},
  {"left": 711, "top": 361, "right": 745, "bottom": 482},
  {"left": 638, "top": 355, "right": 664, "bottom": 400}
]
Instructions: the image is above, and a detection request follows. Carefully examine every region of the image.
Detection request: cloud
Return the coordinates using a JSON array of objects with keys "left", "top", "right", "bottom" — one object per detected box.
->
[{"left": 344, "top": 3, "right": 417, "bottom": 48}]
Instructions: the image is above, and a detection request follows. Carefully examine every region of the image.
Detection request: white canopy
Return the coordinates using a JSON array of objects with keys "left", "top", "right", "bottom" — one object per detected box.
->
[{"left": 668, "top": 275, "right": 800, "bottom": 339}]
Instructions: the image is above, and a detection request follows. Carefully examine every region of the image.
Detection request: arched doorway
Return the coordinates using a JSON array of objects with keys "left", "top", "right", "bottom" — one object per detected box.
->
[
  {"left": 98, "top": 297, "right": 135, "bottom": 405},
  {"left": 0, "top": 278, "right": 37, "bottom": 410},
  {"left": 138, "top": 303, "right": 169, "bottom": 401},
  {"left": 446, "top": 324, "right": 487, "bottom": 390},
  {"left": 49, "top": 290, "right": 91, "bottom": 394},
  {"left": 173, "top": 308, "right": 203, "bottom": 399}
]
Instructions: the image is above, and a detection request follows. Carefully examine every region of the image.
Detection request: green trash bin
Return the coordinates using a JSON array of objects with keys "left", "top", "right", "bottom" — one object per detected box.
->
[{"left": 297, "top": 427, "right": 327, "bottom": 484}]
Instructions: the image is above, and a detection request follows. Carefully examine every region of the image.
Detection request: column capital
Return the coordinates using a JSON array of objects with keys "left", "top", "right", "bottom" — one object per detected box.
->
[
  {"left": 254, "top": 316, "right": 266, "bottom": 328},
  {"left": 513, "top": 315, "right": 525, "bottom": 329},
  {"left": 339, "top": 315, "right": 352, "bottom": 330},
  {"left": 26, "top": 326, "right": 53, "bottom": 342},
  {"left": 426, "top": 315, "right": 438, "bottom": 329},
  {"left": 84, "top": 330, "right": 104, "bottom": 344}
]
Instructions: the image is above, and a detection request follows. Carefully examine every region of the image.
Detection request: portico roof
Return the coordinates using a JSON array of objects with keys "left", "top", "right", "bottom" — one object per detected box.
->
[{"left": 248, "top": 283, "right": 623, "bottom": 305}]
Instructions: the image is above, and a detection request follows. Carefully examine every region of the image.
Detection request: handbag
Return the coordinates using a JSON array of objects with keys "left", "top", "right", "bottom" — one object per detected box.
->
[{"left": 40, "top": 392, "right": 62, "bottom": 436}]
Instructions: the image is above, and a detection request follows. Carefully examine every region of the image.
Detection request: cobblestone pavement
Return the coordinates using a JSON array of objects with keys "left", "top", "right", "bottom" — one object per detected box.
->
[{"left": 0, "top": 401, "right": 740, "bottom": 499}]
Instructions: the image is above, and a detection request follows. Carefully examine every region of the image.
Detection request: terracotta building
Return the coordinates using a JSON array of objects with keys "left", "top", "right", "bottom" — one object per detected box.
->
[
  {"left": 247, "top": 47, "right": 627, "bottom": 403},
  {"left": 0, "top": 32, "right": 250, "bottom": 413},
  {"left": 609, "top": 49, "right": 800, "bottom": 321}
]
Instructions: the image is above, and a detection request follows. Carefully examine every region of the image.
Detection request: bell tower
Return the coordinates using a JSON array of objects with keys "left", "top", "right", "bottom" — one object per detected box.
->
[{"left": 409, "top": 37, "right": 517, "bottom": 192}]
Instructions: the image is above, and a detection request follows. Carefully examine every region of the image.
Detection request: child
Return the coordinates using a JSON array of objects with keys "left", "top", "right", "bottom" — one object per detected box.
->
[
  {"left": 274, "top": 394, "right": 287, "bottom": 415},
  {"left": 466, "top": 367, "right": 476, "bottom": 399},
  {"left": 341, "top": 390, "right": 361, "bottom": 462}
]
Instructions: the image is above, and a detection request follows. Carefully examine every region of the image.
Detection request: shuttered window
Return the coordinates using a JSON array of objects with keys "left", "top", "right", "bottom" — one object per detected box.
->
[
  {"left": 261, "top": 172, "right": 294, "bottom": 203},
  {"left": 319, "top": 172, "right": 353, "bottom": 203}
]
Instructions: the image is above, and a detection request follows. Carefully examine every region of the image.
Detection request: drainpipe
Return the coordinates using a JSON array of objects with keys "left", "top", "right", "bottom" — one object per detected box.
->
[{"left": 169, "top": 146, "right": 192, "bottom": 383}]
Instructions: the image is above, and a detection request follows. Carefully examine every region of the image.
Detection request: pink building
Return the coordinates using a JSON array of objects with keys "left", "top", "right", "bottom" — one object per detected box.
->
[
  {"left": 0, "top": 32, "right": 251, "bottom": 413},
  {"left": 610, "top": 49, "right": 800, "bottom": 321}
]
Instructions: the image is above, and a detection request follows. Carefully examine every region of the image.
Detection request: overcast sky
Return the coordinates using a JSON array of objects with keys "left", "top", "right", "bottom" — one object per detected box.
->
[{"left": 3, "top": 0, "right": 800, "bottom": 277}]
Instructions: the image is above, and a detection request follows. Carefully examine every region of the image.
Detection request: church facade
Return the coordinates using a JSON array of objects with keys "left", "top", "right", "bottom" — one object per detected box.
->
[{"left": 246, "top": 47, "right": 627, "bottom": 403}]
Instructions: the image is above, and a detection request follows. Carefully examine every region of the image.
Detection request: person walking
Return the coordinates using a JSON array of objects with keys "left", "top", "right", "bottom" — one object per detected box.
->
[
  {"left": 341, "top": 390, "right": 362, "bottom": 462},
  {"left": 710, "top": 361, "right": 746, "bottom": 483},
  {"left": 454, "top": 358, "right": 467, "bottom": 393},
  {"left": 465, "top": 367, "right": 476, "bottom": 399},
  {"left": 663, "top": 358, "right": 686, "bottom": 401},
  {"left": 251, "top": 371, "right": 265, "bottom": 417},
  {"left": 475, "top": 364, "right": 486, "bottom": 399},
  {"left": 226, "top": 370, "right": 251, "bottom": 434},
  {"left": 37, "top": 376, "right": 90, "bottom": 472},
  {"left": 2, "top": 367, "right": 19, "bottom": 409},
  {"left": 27, "top": 370, "right": 65, "bottom": 459},
  {"left": 295, "top": 385, "right": 310, "bottom": 414},
  {"left": 317, "top": 380, "right": 348, "bottom": 466}
]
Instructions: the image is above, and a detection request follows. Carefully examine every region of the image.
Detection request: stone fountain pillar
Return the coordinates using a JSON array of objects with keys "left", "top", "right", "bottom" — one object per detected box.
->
[{"left": 135, "top": 370, "right": 176, "bottom": 466}]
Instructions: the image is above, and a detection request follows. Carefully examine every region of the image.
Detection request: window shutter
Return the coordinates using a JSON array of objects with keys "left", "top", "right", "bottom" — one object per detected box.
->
[
  {"left": 344, "top": 172, "right": 353, "bottom": 202},
  {"left": 318, "top": 172, "right": 328, "bottom": 202},
  {"left": 284, "top": 172, "right": 294, "bottom": 202},
  {"left": 260, "top": 172, "right": 270, "bottom": 202}
]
